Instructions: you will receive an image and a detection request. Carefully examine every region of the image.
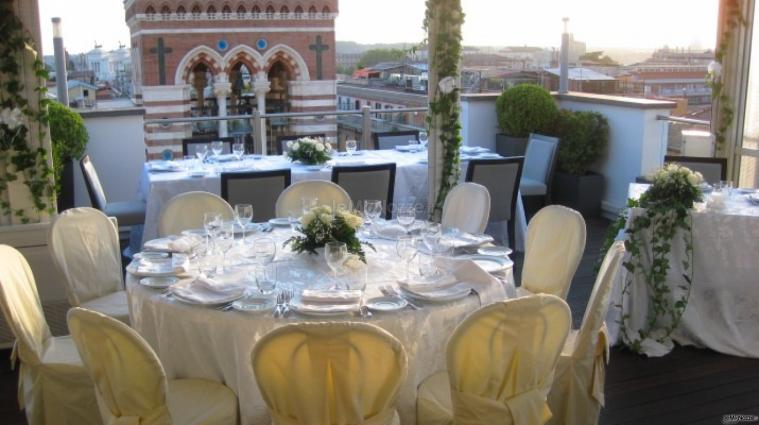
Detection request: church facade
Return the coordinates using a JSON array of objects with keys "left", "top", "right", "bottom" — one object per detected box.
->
[{"left": 124, "top": 0, "right": 338, "bottom": 159}]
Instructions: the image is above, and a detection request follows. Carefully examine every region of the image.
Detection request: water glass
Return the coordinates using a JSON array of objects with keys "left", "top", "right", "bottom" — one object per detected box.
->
[
  {"left": 254, "top": 237, "right": 277, "bottom": 266},
  {"left": 301, "top": 197, "right": 318, "bottom": 215},
  {"left": 363, "top": 200, "right": 383, "bottom": 223},
  {"left": 232, "top": 142, "right": 245, "bottom": 161},
  {"left": 397, "top": 205, "right": 416, "bottom": 233},
  {"left": 211, "top": 140, "right": 224, "bottom": 158},
  {"left": 255, "top": 264, "right": 277, "bottom": 295},
  {"left": 346, "top": 139, "right": 358, "bottom": 155},
  {"left": 422, "top": 222, "right": 442, "bottom": 253},
  {"left": 203, "top": 213, "right": 222, "bottom": 248},
  {"left": 396, "top": 235, "right": 417, "bottom": 281},
  {"left": 324, "top": 241, "right": 348, "bottom": 281},
  {"left": 419, "top": 131, "right": 428, "bottom": 148},
  {"left": 196, "top": 144, "right": 209, "bottom": 162}
]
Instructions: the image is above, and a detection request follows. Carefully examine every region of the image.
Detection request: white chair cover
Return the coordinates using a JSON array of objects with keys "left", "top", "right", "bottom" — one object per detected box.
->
[
  {"left": 0, "top": 245, "right": 101, "bottom": 425},
  {"left": 253, "top": 322, "right": 408, "bottom": 425},
  {"left": 442, "top": 182, "right": 490, "bottom": 234},
  {"left": 275, "top": 180, "right": 352, "bottom": 217},
  {"left": 417, "top": 294, "right": 571, "bottom": 425},
  {"left": 547, "top": 241, "right": 625, "bottom": 425},
  {"left": 158, "top": 191, "right": 234, "bottom": 237},
  {"left": 520, "top": 205, "right": 586, "bottom": 299},
  {"left": 67, "top": 307, "right": 238, "bottom": 425},
  {"left": 49, "top": 207, "right": 129, "bottom": 323}
]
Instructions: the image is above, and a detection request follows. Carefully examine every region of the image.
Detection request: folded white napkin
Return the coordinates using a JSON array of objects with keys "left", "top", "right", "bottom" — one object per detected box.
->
[
  {"left": 132, "top": 260, "right": 188, "bottom": 277},
  {"left": 172, "top": 275, "right": 246, "bottom": 303},
  {"left": 399, "top": 274, "right": 458, "bottom": 293},
  {"left": 300, "top": 289, "right": 362, "bottom": 305},
  {"left": 144, "top": 235, "right": 202, "bottom": 253}
]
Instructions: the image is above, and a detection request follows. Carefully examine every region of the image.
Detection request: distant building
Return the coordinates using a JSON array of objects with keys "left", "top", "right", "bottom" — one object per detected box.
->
[
  {"left": 67, "top": 80, "right": 98, "bottom": 108},
  {"left": 336, "top": 52, "right": 362, "bottom": 70},
  {"left": 498, "top": 46, "right": 554, "bottom": 69},
  {"left": 541, "top": 67, "right": 618, "bottom": 94}
]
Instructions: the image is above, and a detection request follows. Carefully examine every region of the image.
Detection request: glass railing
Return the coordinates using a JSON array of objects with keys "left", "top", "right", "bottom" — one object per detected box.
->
[{"left": 656, "top": 115, "right": 712, "bottom": 156}]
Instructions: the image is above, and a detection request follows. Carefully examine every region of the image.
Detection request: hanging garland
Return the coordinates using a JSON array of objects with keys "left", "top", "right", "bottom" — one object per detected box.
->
[
  {"left": 616, "top": 164, "right": 703, "bottom": 355},
  {"left": 0, "top": 2, "right": 55, "bottom": 224},
  {"left": 707, "top": 0, "right": 745, "bottom": 155},
  {"left": 424, "top": 0, "right": 464, "bottom": 220}
]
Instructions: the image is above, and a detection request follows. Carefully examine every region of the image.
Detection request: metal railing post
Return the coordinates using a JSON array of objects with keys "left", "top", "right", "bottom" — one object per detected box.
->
[
  {"left": 361, "top": 106, "right": 372, "bottom": 149},
  {"left": 253, "top": 109, "right": 268, "bottom": 155}
]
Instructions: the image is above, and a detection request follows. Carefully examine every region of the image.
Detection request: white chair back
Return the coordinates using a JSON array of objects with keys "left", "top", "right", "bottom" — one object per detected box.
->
[
  {"left": 446, "top": 294, "right": 570, "bottom": 424},
  {"left": 158, "top": 191, "right": 234, "bottom": 237},
  {"left": 67, "top": 307, "right": 173, "bottom": 425},
  {"left": 442, "top": 182, "right": 490, "bottom": 234},
  {"left": 253, "top": 322, "right": 408, "bottom": 425},
  {"left": 522, "top": 205, "right": 586, "bottom": 299},
  {"left": 523, "top": 134, "right": 559, "bottom": 185},
  {"left": 275, "top": 180, "right": 352, "bottom": 217},
  {"left": 49, "top": 207, "right": 123, "bottom": 306},
  {"left": 0, "top": 245, "right": 51, "bottom": 365}
]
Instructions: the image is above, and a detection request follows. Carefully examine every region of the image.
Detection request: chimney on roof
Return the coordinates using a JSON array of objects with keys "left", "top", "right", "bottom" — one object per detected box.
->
[
  {"left": 52, "top": 17, "right": 69, "bottom": 106},
  {"left": 559, "top": 17, "right": 569, "bottom": 94}
]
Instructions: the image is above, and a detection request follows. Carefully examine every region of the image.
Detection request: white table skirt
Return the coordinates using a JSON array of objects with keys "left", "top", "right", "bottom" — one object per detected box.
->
[
  {"left": 127, "top": 228, "right": 514, "bottom": 424},
  {"left": 137, "top": 150, "right": 527, "bottom": 250},
  {"left": 606, "top": 184, "right": 759, "bottom": 357}
]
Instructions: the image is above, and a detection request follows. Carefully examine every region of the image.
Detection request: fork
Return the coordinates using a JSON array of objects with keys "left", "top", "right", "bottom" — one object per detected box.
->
[{"left": 381, "top": 285, "right": 421, "bottom": 310}]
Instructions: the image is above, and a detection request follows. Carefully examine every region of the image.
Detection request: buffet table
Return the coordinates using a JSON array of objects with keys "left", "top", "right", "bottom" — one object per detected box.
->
[
  {"left": 127, "top": 227, "right": 515, "bottom": 424},
  {"left": 606, "top": 183, "right": 759, "bottom": 357}
]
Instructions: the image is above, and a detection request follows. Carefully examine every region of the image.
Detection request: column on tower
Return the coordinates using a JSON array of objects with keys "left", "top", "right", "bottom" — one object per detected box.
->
[
  {"left": 253, "top": 72, "right": 271, "bottom": 154},
  {"left": 213, "top": 73, "right": 232, "bottom": 137}
]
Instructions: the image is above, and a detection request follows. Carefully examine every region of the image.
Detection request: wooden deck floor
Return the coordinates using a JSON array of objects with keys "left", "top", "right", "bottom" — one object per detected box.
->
[{"left": 1, "top": 217, "right": 758, "bottom": 424}]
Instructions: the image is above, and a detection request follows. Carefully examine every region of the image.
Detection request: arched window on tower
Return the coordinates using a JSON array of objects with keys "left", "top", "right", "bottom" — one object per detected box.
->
[
  {"left": 191, "top": 4, "right": 201, "bottom": 18},
  {"left": 177, "top": 5, "right": 186, "bottom": 19},
  {"left": 207, "top": 5, "right": 217, "bottom": 17},
  {"left": 294, "top": 5, "right": 304, "bottom": 15},
  {"left": 222, "top": 5, "right": 232, "bottom": 18},
  {"left": 252, "top": 4, "right": 261, "bottom": 14},
  {"left": 322, "top": 5, "right": 330, "bottom": 14},
  {"left": 308, "top": 5, "right": 317, "bottom": 18},
  {"left": 236, "top": 5, "right": 246, "bottom": 18},
  {"left": 266, "top": 5, "right": 275, "bottom": 17},
  {"left": 160, "top": 5, "right": 171, "bottom": 19},
  {"left": 145, "top": 5, "right": 156, "bottom": 15},
  {"left": 280, "top": 5, "right": 289, "bottom": 15}
]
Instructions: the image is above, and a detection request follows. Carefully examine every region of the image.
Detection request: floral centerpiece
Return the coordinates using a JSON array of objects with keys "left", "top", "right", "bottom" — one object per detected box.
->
[
  {"left": 286, "top": 137, "right": 332, "bottom": 165},
  {"left": 616, "top": 163, "right": 704, "bottom": 355},
  {"left": 284, "top": 205, "right": 373, "bottom": 262}
]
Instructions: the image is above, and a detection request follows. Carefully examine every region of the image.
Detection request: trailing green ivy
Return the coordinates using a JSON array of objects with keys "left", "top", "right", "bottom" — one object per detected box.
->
[
  {"left": 0, "top": 3, "right": 56, "bottom": 223},
  {"left": 424, "top": 0, "right": 464, "bottom": 220}
]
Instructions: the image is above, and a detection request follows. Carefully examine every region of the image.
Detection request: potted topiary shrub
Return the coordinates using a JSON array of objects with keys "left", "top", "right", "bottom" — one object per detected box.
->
[
  {"left": 495, "top": 84, "right": 558, "bottom": 156},
  {"left": 551, "top": 109, "right": 609, "bottom": 217},
  {"left": 48, "top": 102, "right": 88, "bottom": 211}
]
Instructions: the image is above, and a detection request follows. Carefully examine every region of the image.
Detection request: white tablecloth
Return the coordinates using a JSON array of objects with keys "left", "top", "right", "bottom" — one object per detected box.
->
[
  {"left": 137, "top": 150, "right": 527, "bottom": 250},
  {"left": 606, "top": 184, "right": 759, "bottom": 357},
  {"left": 127, "top": 228, "right": 514, "bottom": 424}
]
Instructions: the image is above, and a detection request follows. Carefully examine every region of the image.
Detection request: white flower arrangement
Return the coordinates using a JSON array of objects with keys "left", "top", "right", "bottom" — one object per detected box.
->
[
  {"left": 648, "top": 163, "right": 704, "bottom": 191},
  {"left": 286, "top": 136, "right": 332, "bottom": 165},
  {"left": 286, "top": 205, "right": 371, "bottom": 261}
]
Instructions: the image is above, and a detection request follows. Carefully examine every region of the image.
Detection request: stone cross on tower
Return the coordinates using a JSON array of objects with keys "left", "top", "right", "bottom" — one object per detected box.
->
[
  {"left": 309, "top": 35, "right": 329, "bottom": 80},
  {"left": 149, "top": 37, "right": 173, "bottom": 85}
]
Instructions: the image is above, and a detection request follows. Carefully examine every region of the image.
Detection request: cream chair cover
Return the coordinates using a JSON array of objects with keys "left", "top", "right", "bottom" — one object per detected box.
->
[
  {"left": 275, "top": 180, "right": 352, "bottom": 217},
  {"left": 520, "top": 205, "right": 586, "bottom": 299},
  {"left": 441, "top": 183, "right": 490, "bottom": 234},
  {"left": 253, "top": 322, "right": 408, "bottom": 425},
  {"left": 67, "top": 307, "right": 238, "bottom": 425},
  {"left": 547, "top": 241, "right": 625, "bottom": 425},
  {"left": 417, "top": 294, "right": 571, "bottom": 425},
  {"left": 49, "top": 207, "right": 129, "bottom": 323},
  {"left": 157, "top": 191, "right": 234, "bottom": 237},
  {"left": 0, "top": 245, "right": 101, "bottom": 425}
]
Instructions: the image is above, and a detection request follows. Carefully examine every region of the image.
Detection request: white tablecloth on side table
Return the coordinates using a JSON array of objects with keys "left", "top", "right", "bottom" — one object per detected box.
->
[
  {"left": 137, "top": 150, "right": 527, "bottom": 250},
  {"left": 606, "top": 183, "right": 759, "bottom": 357},
  {"left": 127, "top": 228, "right": 514, "bottom": 424}
]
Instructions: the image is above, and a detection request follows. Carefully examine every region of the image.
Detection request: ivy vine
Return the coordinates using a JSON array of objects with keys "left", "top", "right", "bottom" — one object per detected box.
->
[
  {"left": 707, "top": 0, "right": 745, "bottom": 155},
  {"left": 0, "top": 2, "right": 56, "bottom": 224},
  {"left": 424, "top": 0, "right": 464, "bottom": 220}
]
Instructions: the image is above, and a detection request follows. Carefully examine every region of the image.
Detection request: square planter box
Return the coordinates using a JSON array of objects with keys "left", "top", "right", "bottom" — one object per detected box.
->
[
  {"left": 551, "top": 171, "right": 604, "bottom": 217},
  {"left": 495, "top": 134, "right": 528, "bottom": 157}
]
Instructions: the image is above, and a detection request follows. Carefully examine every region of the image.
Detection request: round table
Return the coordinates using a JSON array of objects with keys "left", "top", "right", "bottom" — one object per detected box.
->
[{"left": 127, "top": 228, "right": 514, "bottom": 424}]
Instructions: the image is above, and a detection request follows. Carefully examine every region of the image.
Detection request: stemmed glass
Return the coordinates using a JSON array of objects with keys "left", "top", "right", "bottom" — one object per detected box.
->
[
  {"left": 203, "top": 212, "right": 222, "bottom": 250},
  {"left": 215, "top": 222, "right": 235, "bottom": 274},
  {"left": 324, "top": 241, "right": 348, "bottom": 286},
  {"left": 234, "top": 204, "right": 253, "bottom": 243},
  {"left": 232, "top": 141, "right": 245, "bottom": 161},
  {"left": 396, "top": 235, "right": 418, "bottom": 281},
  {"left": 419, "top": 131, "right": 428, "bottom": 149},
  {"left": 362, "top": 200, "right": 383, "bottom": 236},
  {"left": 211, "top": 140, "right": 224, "bottom": 160},
  {"left": 196, "top": 144, "right": 209, "bottom": 163},
  {"left": 422, "top": 223, "right": 442, "bottom": 253},
  {"left": 346, "top": 139, "right": 358, "bottom": 156},
  {"left": 397, "top": 205, "right": 416, "bottom": 234}
]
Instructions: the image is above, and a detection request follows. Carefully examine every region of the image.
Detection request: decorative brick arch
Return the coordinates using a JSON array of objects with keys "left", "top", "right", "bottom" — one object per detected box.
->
[
  {"left": 175, "top": 45, "right": 224, "bottom": 85},
  {"left": 262, "top": 44, "right": 310, "bottom": 81},
  {"left": 223, "top": 45, "right": 264, "bottom": 74}
]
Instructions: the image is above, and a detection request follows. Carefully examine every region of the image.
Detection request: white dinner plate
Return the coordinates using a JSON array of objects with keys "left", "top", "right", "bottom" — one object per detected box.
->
[
  {"left": 459, "top": 255, "right": 513, "bottom": 274},
  {"left": 171, "top": 287, "right": 245, "bottom": 306},
  {"left": 268, "top": 217, "right": 292, "bottom": 227},
  {"left": 366, "top": 296, "right": 408, "bottom": 312},
  {"left": 126, "top": 261, "right": 189, "bottom": 278},
  {"left": 477, "top": 246, "right": 512, "bottom": 257},
  {"left": 400, "top": 283, "right": 472, "bottom": 303},
  {"left": 139, "top": 276, "right": 178, "bottom": 289},
  {"left": 289, "top": 298, "right": 360, "bottom": 316},
  {"left": 231, "top": 293, "right": 277, "bottom": 312},
  {"left": 477, "top": 153, "right": 502, "bottom": 159}
]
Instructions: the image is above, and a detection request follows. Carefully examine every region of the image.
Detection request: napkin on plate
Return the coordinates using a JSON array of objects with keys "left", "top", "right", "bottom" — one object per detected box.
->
[
  {"left": 300, "top": 289, "right": 362, "bottom": 305},
  {"left": 144, "top": 235, "right": 202, "bottom": 253},
  {"left": 171, "top": 275, "right": 246, "bottom": 303},
  {"left": 399, "top": 274, "right": 458, "bottom": 293}
]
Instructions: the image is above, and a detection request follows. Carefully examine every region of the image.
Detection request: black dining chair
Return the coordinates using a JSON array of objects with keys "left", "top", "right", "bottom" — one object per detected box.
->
[
  {"left": 220, "top": 169, "right": 292, "bottom": 222},
  {"left": 331, "top": 163, "right": 396, "bottom": 219},
  {"left": 465, "top": 157, "right": 524, "bottom": 249},
  {"left": 372, "top": 130, "right": 420, "bottom": 150},
  {"left": 182, "top": 136, "right": 234, "bottom": 157}
]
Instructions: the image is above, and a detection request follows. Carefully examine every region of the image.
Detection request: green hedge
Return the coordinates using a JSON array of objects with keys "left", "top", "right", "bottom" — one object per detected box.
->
[
  {"left": 552, "top": 109, "right": 609, "bottom": 176},
  {"left": 495, "top": 84, "right": 558, "bottom": 138},
  {"left": 48, "top": 102, "right": 88, "bottom": 190}
]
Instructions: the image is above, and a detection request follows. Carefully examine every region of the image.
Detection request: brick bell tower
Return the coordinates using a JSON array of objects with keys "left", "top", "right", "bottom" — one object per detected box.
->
[{"left": 124, "top": 0, "right": 338, "bottom": 159}]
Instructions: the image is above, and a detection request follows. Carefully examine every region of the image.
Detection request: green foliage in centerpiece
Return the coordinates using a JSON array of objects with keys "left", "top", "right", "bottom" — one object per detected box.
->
[
  {"left": 616, "top": 163, "right": 704, "bottom": 354},
  {"left": 286, "top": 137, "right": 332, "bottom": 165},
  {"left": 284, "top": 206, "right": 373, "bottom": 262}
]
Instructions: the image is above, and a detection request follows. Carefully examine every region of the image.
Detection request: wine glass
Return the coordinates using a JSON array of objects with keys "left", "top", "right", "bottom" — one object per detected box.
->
[
  {"left": 215, "top": 222, "right": 235, "bottom": 274},
  {"left": 254, "top": 237, "right": 277, "bottom": 267},
  {"left": 397, "top": 205, "right": 416, "bottom": 234},
  {"left": 255, "top": 264, "right": 277, "bottom": 295},
  {"left": 301, "top": 197, "right": 318, "bottom": 215},
  {"left": 203, "top": 212, "right": 222, "bottom": 250},
  {"left": 287, "top": 209, "right": 300, "bottom": 237},
  {"left": 346, "top": 139, "right": 358, "bottom": 156},
  {"left": 422, "top": 222, "right": 442, "bottom": 253},
  {"left": 211, "top": 140, "right": 224, "bottom": 159},
  {"left": 234, "top": 204, "right": 253, "bottom": 243},
  {"left": 196, "top": 144, "right": 209, "bottom": 162},
  {"left": 419, "top": 131, "right": 428, "bottom": 148},
  {"left": 324, "top": 241, "right": 348, "bottom": 284},
  {"left": 396, "top": 235, "right": 417, "bottom": 281},
  {"left": 232, "top": 141, "right": 245, "bottom": 161}
]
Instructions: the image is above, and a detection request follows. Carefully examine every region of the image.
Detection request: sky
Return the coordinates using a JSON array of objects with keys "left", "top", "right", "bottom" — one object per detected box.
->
[{"left": 37, "top": 0, "right": 719, "bottom": 55}]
